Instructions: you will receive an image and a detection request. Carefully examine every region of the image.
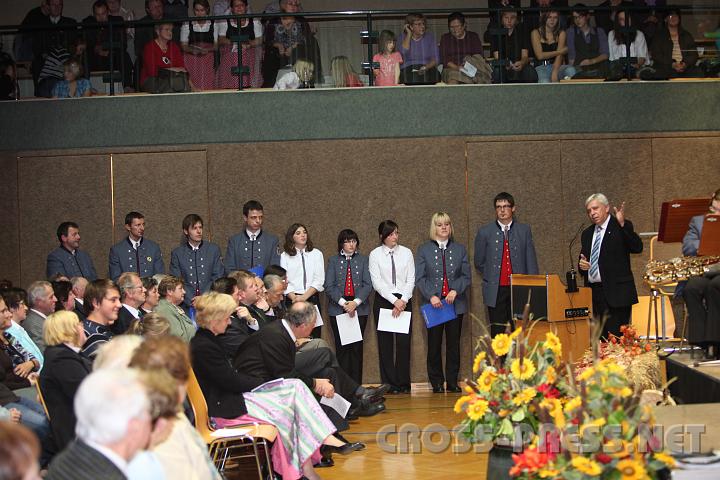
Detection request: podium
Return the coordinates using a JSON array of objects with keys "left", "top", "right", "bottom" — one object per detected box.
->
[{"left": 510, "top": 274, "right": 592, "bottom": 363}]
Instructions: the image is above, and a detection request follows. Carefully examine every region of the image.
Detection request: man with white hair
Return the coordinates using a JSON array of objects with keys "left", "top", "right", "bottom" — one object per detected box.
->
[
  {"left": 579, "top": 193, "right": 643, "bottom": 339},
  {"left": 46, "top": 368, "right": 152, "bottom": 480},
  {"left": 70, "top": 276, "right": 88, "bottom": 321},
  {"left": 23, "top": 280, "right": 57, "bottom": 351}
]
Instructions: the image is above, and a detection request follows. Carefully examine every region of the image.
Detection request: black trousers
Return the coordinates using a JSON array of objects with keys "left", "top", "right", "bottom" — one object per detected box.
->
[
  {"left": 426, "top": 313, "right": 463, "bottom": 388},
  {"left": 590, "top": 283, "right": 632, "bottom": 339},
  {"left": 373, "top": 293, "right": 412, "bottom": 389},
  {"left": 329, "top": 314, "right": 368, "bottom": 385},
  {"left": 683, "top": 275, "right": 720, "bottom": 345},
  {"left": 488, "top": 286, "right": 513, "bottom": 338}
]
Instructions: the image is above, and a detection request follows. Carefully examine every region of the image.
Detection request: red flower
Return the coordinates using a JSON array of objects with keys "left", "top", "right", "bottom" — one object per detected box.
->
[
  {"left": 596, "top": 453, "right": 613, "bottom": 464},
  {"left": 510, "top": 447, "right": 552, "bottom": 476},
  {"left": 537, "top": 383, "right": 560, "bottom": 399},
  {"left": 489, "top": 400, "right": 499, "bottom": 407}
]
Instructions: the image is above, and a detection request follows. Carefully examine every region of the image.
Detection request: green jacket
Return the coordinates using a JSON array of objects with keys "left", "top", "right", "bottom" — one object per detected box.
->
[{"left": 155, "top": 299, "right": 196, "bottom": 342}]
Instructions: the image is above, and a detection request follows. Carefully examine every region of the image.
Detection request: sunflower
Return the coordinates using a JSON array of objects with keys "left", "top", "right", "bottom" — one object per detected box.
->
[
  {"left": 509, "top": 327, "right": 523, "bottom": 340},
  {"left": 453, "top": 395, "right": 473, "bottom": 414},
  {"left": 538, "top": 469, "right": 560, "bottom": 478},
  {"left": 467, "top": 398, "right": 489, "bottom": 421},
  {"left": 607, "top": 386, "right": 633, "bottom": 398},
  {"left": 579, "top": 418, "right": 607, "bottom": 437},
  {"left": 545, "top": 365, "right": 557, "bottom": 384},
  {"left": 570, "top": 456, "right": 602, "bottom": 476},
  {"left": 540, "top": 398, "right": 565, "bottom": 428},
  {"left": 512, "top": 387, "right": 537, "bottom": 406},
  {"left": 563, "top": 396, "right": 582, "bottom": 413},
  {"left": 472, "top": 351, "right": 487, "bottom": 373},
  {"left": 653, "top": 452, "right": 676, "bottom": 468},
  {"left": 544, "top": 332, "right": 562, "bottom": 357},
  {"left": 578, "top": 366, "right": 595, "bottom": 382},
  {"left": 511, "top": 358, "right": 536, "bottom": 380},
  {"left": 477, "top": 369, "right": 498, "bottom": 392},
  {"left": 492, "top": 333, "right": 511, "bottom": 356},
  {"left": 616, "top": 458, "right": 647, "bottom": 480}
]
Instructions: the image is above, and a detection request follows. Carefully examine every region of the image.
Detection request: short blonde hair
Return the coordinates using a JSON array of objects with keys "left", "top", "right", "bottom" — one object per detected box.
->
[
  {"left": 93, "top": 335, "right": 144, "bottom": 371},
  {"left": 44, "top": 310, "right": 82, "bottom": 347},
  {"left": 129, "top": 312, "right": 170, "bottom": 338},
  {"left": 293, "top": 59, "right": 314, "bottom": 83},
  {"left": 194, "top": 292, "right": 236, "bottom": 329},
  {"left": 429, "top": 212, "right": 453, "bottom": 241}
]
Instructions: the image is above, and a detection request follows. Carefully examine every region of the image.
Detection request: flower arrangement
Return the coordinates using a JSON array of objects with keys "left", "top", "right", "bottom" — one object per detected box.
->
[
  {"left": 455, "top": 321, "right": 567, "bottom": 448},
  {"left": 509, "top": 357, "right": 674, "bottom": 479}
]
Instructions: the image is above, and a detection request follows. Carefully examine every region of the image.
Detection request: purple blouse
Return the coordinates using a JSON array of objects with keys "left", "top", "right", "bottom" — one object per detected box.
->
[{"left": 398, "top": 32, "right": 439, "bottom": 68}]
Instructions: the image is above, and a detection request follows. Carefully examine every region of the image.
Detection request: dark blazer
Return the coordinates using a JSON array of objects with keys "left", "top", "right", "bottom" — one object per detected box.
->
[
  {"left": 415, "top": 240, "right": 472, "bottom": 315},
  {"left": 682, "top": 214, "right": 704, "bottom": 257},
  {"left": 39, "top": 344, "right": 92, "bottom": 451},
  {"left": 190, "top": 328, "right": 263, "bottom": 419},
  {"left": 580, "top": 215, "right": 643, "bottom": 307},
  {"left": 650, "top": 26, "right": 698, "bottom": 73},
  {"left": 109, "top": 237, "right": 165, "bottom": 281},
  {"left": 46, "top": 247, "right": 98, "bottom": 281},
  {"left": 170, "top": 241, "right": 224, "bottom": 307},
  {"left": 324, "top": 252, "right": 373, "bottom": 317},
  {"left": 46, "top": 439, "right": 126, "bottom": 480},
  {"left": 111, "top": 305, "right": 140, "bottom": 335},
  {"left": 217, "top": 314, "right": 252, "bottom": 358},
  {"left": 74, "top": 300, "right": 87, "bottom": 322},
  {"left": 233, "top": 319, "right": 314, "bottom": 390},
  {"left": 224, "top": 230, "right": 280, "bottom": 274}
]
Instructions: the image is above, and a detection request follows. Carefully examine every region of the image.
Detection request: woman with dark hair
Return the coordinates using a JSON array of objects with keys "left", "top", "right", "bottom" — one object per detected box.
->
[
  {"left": 217, "top": 0, "right": 264, "bottom": 88},
  {"left": 280, "top": 223, "right": 325, "bottom": 337},
  {"left": 649, "top": 9, "right": 701, "bottom": 79},
  {"left": 141, "top": 276, "right": 160, "bottom": 314},
  {"left": 0, "top": 422, "right": 41, "bottom": 480},
  {"left": 530, "top": 9, "right": 576, "bottom": 82},
  {"left": 324, "top": 229, "right": 373, "bottom": 384},
  {"left": 608, "top": 10, "right": 649, "bottom": 77},
  {"left": 368, "top": 220, "right": 415, "bottom": 394},
  {"left": 179, "top": 0, "right": 218, "bottom": 91},
  {"left": 51, "top": 280, "right": 75, "bottom": 312}
]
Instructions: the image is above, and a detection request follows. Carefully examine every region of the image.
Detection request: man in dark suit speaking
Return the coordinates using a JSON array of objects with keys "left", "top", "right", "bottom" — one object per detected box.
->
[{"left": 579, "top": 193, "right": 643, "bottom": 339}]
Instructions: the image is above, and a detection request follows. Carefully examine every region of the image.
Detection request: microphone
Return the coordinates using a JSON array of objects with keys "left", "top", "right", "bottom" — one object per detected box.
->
[{"left": 566, "top": 223, "right": 585, "bottom": 293}]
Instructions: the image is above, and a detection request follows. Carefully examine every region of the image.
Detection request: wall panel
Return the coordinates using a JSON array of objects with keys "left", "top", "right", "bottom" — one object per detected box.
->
[{"left": 0, "top": 154, "right": 19, "bottom": 285}]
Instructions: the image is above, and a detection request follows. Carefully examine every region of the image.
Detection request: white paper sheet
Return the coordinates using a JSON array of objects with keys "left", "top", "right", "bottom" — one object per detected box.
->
[
  {"left": 460, "top": 61, "right": 477, "bottom": 78},
  {"left": 314, "top": 305, "right": 324, "bottom": 327},
  {"left": 336, "top": 313, "right": 363, "bottom": 346},
  {"left": 377, "top": 308, "right": 411, "bottom": 334},
  {"left": 210, "top": 428, "right": 251, "bottom": 438},
  {"left": 320, "top": 393, "right": 352, "bottom": 418}
]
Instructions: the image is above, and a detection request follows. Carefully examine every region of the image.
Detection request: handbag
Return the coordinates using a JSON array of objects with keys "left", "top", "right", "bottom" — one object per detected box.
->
[{"left": 156, "top": 68, "right": 190, "bottom": 93}]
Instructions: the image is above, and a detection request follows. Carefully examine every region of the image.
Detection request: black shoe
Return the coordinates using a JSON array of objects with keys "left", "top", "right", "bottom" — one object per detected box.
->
[
  {"left": 357, "top": 384, "right": 391, "bottom": 402},
  {"left": 357, "top": 402, "right": 386, "bottom": 417},
  {"left": 315, "top": 452, "right": 334, "bottom": 468},
  {"left": 346, "top": 410, "right": 359, "bottom": 421},
  {"left": 432, "top": 385, "right": 445, "bottom": 393},
  {"left": 398, "top": 386, "right": 411, "bottom": 394},
  {"left": 324, "top": 441, "right": 366, "bottom": 455},
  {"left": 446, "top": 385, "right": 462, "bottom": 393},
  {"left": 387, "top": 385, "right": 401, "bottom": 394}
]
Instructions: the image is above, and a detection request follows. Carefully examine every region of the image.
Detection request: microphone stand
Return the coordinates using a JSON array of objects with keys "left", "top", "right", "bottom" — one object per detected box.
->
[{"left": 566, "top": 223, "right": 585, "bottom": 293}]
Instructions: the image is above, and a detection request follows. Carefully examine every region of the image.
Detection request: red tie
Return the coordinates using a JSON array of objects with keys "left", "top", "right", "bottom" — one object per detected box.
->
[
  {"left": 343, "top": 258, "right": 355, "bottom": 297},
  {"left": 441, "top": 248, "right": 449, "bottom": 297}
]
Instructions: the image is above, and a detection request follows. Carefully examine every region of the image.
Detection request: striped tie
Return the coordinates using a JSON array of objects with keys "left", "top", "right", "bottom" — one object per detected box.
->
[{"left": 589, "top": 226, "right": 602, "bottom": 279}]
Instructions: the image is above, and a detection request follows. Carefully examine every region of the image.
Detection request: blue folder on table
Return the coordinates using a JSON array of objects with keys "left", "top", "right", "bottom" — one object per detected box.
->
[
  {"left": 249, "top": 266, "right": 265, "bottom": 277},
  {"left": 420, "top": 300, "right": 457, "bottom": 328}
]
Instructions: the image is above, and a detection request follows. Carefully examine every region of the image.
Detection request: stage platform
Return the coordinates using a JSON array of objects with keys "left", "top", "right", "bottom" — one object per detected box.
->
[{"left": 666, "top": 353, "right": 720, "bottom": 404}]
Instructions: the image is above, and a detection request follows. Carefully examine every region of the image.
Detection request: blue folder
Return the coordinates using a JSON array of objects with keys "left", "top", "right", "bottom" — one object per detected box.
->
[
  {"left": 420, "top": 300, "right": 457, "bottom": 328},
  {"left": 249, "top": 266, "right": 265, "bottom": 277}
]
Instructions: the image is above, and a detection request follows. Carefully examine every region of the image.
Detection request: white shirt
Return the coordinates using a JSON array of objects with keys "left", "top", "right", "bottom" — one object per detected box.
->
[
  {"left": 30, "top": 308, "right": 47, "bottom": 319},
  {"left": 180, "top": 20, "right": 220, "bottom": 44},
  {"left": 76, "top": 298, "right": 84, "bottom": 305},
  {"left": 85, "top": 440, "right": 129, "bottom": 476},
  {"left": 122, "top": 304, "right": 140, "bottom": 319},
  {"left": 369, "top": 244, "right": 415, "bottom": 304},
  {"left": 273, "top": 71, "right": 301, "bottom": 90},
  {"left": 588, "top": 215, "right": 611, "bottom": 283},
  {"left": 131, "top": 238, "right": 142, "bottom": 250},
  {"left": 280, "top": 248, "right": 325, "bottom": 294},
  {"left": 281, "top": 319, "right": 297, "bottom": 341},
  {"left": 216, "top": 18, "right": 263, "bottom": 41},
  {"left": 246, "top": 228, "right": 260, "bottom": 240},
  {"left": 608, "top": 30, "right": 649, "bottom": 63},
  {"left": 497, "top": 220, "right": 513, "bottom": 231}
]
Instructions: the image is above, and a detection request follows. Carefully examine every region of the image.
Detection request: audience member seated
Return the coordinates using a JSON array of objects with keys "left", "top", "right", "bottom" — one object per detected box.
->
[
  {"left": 263, "top": 273, "right": 287, "bottom": 320},
  {"left": 0, "top": 422, "right": 41, "bottom": 480},
  {"left": 254, "top": 276, "right": 272, "bottom": 313},
  {"left": 211, "top": 277, "right": 253, "bottom": 356},
  {"left": 262, "top": 0, "right": 321, "bottom": 87},
  {"left": 373, "top": 30, "right": 402, "bottom": 86},
  {"left": 141, "top": 276, "right": 160, "bottom": 314},
  {"left": 0, "top": 53, "right": 17, "bottom": 101},
  {"left": 107, "top": 0, "right": 136, "bottom": 64},
  {"left": 155, "top": 276, "right": 195, "bottom": 342},
  {"left": 24, "top": 281, "right": 58, "bottom": 352},
  {"left": 566, "top": 4, "right": 609, "bottom": 79},
  {"left": 595, "top": 0, "right": 632, "bottom": 37},
  {"left": 140, "top": 23, "right": 192, "bottom": 93},
  {"left": 227, "top": 270, "right": 270, "bottom": 328},
  {"left": 52, "top": 280, "right": 76, "bottom": 312},
  {"left": 178, "top": 0, "right": 218, "bottom": 91},
  {"left": 129, "top": 335, "right": 222, "bottom": 479},
  {"left": 30, "top": 0, "right": 77, "bottom": 96},
  {"left": 92, "top": 334, "right": 143, "bottom": 370},
  {"left": 70, "top": 277, "right": 89, "bottom": 321},
  {"left": 114, "top": 272, "right": 147, "bottom": 335},
  {"left": 39, "top": 310, "right": 92, "bottom": 451},
  {"left": 330, "top": 56, "right": 363, "bottom": 87},
  {"left": 1, "top": 288, "right": 44, "bottom": 367},
  {"left": 648, "top": 8, "right": 702, "bottom": 79},
  {"left": 190, "top": 293, "right": 360, "bottom": 480},
  {"left": 263, "top": 0, "right": 302, "bottom": 16},
  {"left": 484, "top": 0, "right": 521, "bottom": 43},
  {"left": 491, "top": 8, "right": 538, "bottom": 83},
  {"left": 135, "top": 0, "right": 165, "bottom": 71},
  {"left": 608, "top": 10, "right": 649, "bottom": 78},
  {"left": 16, "top": 0, "right": 51, "bottom": 64},
  {"left": 81, "top": 0, "right": 134, "bottom": 89},
  {"left": 129, "top": 311, "right": 171, "bottom": 337},
  {"left": 439, "top": 12, "right": 490, "bottom": 85},
  {"left": 216, "top": 0, "right": 264, "bottom": 89},
  {"left": 531, "top": 10, "right": 576, "bottom": 82},
  {"left": 273, "top": 58, "right": 314, "bottom": 89},
  {"left": 633, "top": 0, "right": 666, "bottom": 43},
  {"left": 45, "top": 368, "right": 152, "bottom": 480},
  {"left": 398, "top": 13, "right": 440, "bottom": 85},
  {"left": 213, "top": 0, "right": 230, "bottom": 16},
  {"left": 46, "top": 221, "right": 98, "bottom": 281},
  {"left": 81, "top": 279, "right": 121, "bottom": 359},
  {"left": 51, "top": 58, "right": 92, "bottom": 98},
  {"left": 525, "top": 0, "right": 568, "bottom": 35}
]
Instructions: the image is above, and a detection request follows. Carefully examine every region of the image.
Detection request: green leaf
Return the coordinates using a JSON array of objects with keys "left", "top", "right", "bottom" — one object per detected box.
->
[
  {"left": 512, "top": 408, "right": 526, "bottom": 422},
  {"left": 497, "top": 418, "right": 514, "bottom": 437}
]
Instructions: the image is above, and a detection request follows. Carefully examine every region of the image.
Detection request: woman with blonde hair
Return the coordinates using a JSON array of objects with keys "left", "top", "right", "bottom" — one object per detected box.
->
[
  {"left": 130, "top": 312, "right": 171, "bottom": 338},
  {"left": 92, "top": 335, "right": 143, "bottom": 370},
  {"left": 415, "top": 212, "right": 471, "bottom": 393},
  {"left": 39, "top": 310, "right": 92, "bottom": 450},
  {"left": 273, "top": 58, "right": 315, "bottom": 89},
  {"left": 330, "top": 56, "right": 363, "bottom": 87}
]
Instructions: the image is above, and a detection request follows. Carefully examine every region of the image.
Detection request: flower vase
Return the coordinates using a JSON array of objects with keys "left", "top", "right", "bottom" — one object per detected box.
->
[{"left": 487, "top": 444, "right": 516, "bottom": 480}]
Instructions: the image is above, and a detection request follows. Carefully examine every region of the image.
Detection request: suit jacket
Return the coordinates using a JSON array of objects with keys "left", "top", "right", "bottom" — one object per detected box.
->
[
  {"left": 46, "top": 439, "right": 126, "bottom": 480},
  {"left": 74, "top": 299, "right": 87, "bottom": 321},
  {"left": 109, "top": 237, "right": 165, "bottom": 281},
  {"left": 39, "top": 344, "right": 92, "bottom": 451},
  {"left": 23, "top": 309, "right": 47, "bottom": 352},
  {"left": 416, "top": 240, "right": 472, "bottom": 315},
  {"left": 155, "top": 299, "right": 195, "bottom": 342},
  {"left": 111, "top": 305, "right": 140, "bottom": 335},
  {"left": 650, "top": 26, "right": 698, "bottom": 73},
  {"left": 474, "top": 221, "right": 539, "bottom": 308},
  {"left": 46, "top": 247, "right": 98, "bottom": 281},
  {"left": 224, "top": 230, "right": 280, "bottom": 274},
  {"left": 233, "top": 319, "right": 314, "bottom": 390},
  {"left": 170, "top": 241, "right": 224, "bottom": 306},
  {"left": 217, "top": 314, "right": 252, "bottom": 358},
  {"left": 190, "top": 328, "right": 263, "bottom": 419},
  {"left": 580, "top": 216, "right": 643, "bottom": 307},
  {"left": 682, "top": 214, "right": 704, "bottom": 257},
  {"left": 324, "top": 252, "right": 373, "bottom": 317}
]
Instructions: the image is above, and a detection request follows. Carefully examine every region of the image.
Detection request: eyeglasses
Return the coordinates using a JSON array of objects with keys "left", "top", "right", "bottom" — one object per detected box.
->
[
  {"left": 495, "top": 204, "right": 513, "bottom": 210},
  {"left": 343, "top": 239, "right": 358, "bottom": 244}
]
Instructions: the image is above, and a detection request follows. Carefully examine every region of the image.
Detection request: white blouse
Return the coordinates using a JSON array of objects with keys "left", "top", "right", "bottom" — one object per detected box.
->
[
  {"left": 608, "top": 30, "right": 649, "bottom": 63},
  {"left": 280, "top": 248, "right": 325, "bottom": 294},
  {"left": 368, "top": 244, "right": 415, "bottom": 304},
  {"left": 180, "top": 20, "right": 220, "bottom": 44}
]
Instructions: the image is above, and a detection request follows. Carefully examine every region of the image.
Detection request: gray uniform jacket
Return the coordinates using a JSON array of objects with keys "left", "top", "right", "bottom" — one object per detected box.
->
[
  {"left": 108, "top": 237, "right": 165, "bottom": 281},
  {"left": 473, "top": 221, "right": 539, "bottom": 308},
  {"left": 225, "top": 229, "right": 280, "bottom": 273},
  {"left": 46, "top": 247, "right": 98, "bottom": 281},
  {"left": 415, "top": 240, "right": 472, "bottom": 315},
  {"left": 170, "top": 241, "right": 225, "bottom": 306},
  {"left": 682, "top": 214, "right": 704, "bottom": 257},
  {"left": 324, "top": 252, "right": 373, "bottom": 317}
]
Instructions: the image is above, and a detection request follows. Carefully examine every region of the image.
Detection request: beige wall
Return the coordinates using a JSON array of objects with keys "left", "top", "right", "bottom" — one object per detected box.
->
[{"left": 4, "top": 132, "right": 719, "bottom": 383}]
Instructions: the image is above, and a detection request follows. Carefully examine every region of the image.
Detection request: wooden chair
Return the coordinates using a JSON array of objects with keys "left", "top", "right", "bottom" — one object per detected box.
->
[
  {"left": 186, "top": 368, "right": 276, "bottom": 478},
  {"left": 32, "top": 377, "right": 51, "bottom": 419}
]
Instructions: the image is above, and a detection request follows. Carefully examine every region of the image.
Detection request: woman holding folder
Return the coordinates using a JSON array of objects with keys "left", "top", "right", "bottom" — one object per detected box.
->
[
  {"left": 369, "top": 220, "right": 415, "bottom": 394},
  {"left": 324, "top": 229, "right": 373, "bottom": 384},
  {"left": 416, "top": 212, "right": 471, "bottom": 393}
]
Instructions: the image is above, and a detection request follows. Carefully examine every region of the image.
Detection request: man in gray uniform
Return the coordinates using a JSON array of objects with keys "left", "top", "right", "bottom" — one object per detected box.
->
[
  {"left": 46, "top": 222, "right": 98, "bottom": 281},
  {"left": 474, "top": 192, "right": 539, "bottom": 337},
  {"left": 225, "top": 200, "right": 280, "bottom": 274},
  {"left": 109, "top": 211, "right": 165, "bottom": 281}
]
